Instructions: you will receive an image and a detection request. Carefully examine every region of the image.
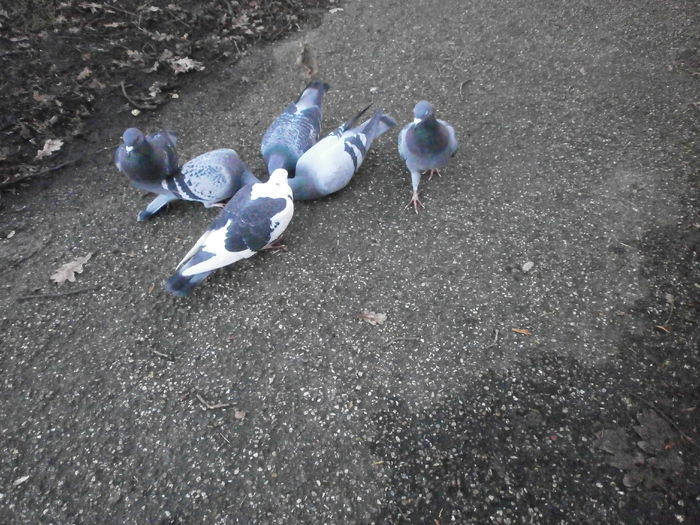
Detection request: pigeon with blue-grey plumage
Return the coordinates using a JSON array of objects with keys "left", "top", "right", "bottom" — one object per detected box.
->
[
  {"left": 398, "top": 101, "right": 458, "bottom": 212},
  {"left": 291, "top": 106, "right": 396, "bottom": 200},
  {"left": 261, "top": 81, "right": 329, "bottom": 177},
  {"left": 115, "top": 127, "right": 179, "bottom": 183},
  {"left": 165, "top": 169, "right": 294, "bottom": 296},
  {"left": 116, "top": 128, "right": 259, "bottom": 221}
]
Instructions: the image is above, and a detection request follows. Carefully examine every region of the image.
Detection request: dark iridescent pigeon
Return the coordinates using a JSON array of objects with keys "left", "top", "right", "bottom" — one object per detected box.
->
[
  {"left": 116, "top": 128, "right": 259, "bottom": 221},
  {"left": 165, "top": 169, "right": 294, "bottom": 296},
  {"left": 261, "top": 80, "right": 329, "bottom": 177},
  {"left": 398, "top": 101, "right": 458, "bottom": 212},
  {"left": 114, "top": 127, "right": 179, "bottom": 183},
  {"left": 291, "top": 106, "right": 396, "bottom": 200}
]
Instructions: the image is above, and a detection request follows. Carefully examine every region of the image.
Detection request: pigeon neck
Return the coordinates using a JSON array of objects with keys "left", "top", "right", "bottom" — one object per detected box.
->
[
  {"left": 416, "top": 115, "right": 438, "bottom": 130},
  {"left": 287, "top": 174, "right": 317, "bottom": 201},
  {"left": 267, "top": 152, "right": 289, "bottom": 176}
]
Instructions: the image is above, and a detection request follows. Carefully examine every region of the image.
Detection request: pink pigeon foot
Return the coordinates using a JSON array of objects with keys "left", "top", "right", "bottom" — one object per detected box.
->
[{"left": 405, "top": 191, "right": 425, "bottom": 213}]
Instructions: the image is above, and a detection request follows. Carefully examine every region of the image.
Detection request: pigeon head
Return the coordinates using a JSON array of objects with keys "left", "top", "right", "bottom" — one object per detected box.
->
[
  {"left": 268, "top": 168, "right": 289, "bottom": 186},
  {"left": 413, "top": 101, "right": 435, "bottom": 122},
  {"left": 122, "top": 128, "right": 146, "bottom": 155}
]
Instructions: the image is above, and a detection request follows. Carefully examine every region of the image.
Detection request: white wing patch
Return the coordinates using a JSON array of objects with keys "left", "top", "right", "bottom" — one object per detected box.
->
[
  {"left": 182, "top": 247, "right": 255, "bottom": 276},
  {"left": 266, "top": 199, "right": 293, "bottom": 244}
]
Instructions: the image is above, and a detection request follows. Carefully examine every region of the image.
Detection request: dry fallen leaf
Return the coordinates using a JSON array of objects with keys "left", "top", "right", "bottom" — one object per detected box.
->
[
  {"left": 87, "top": 78, "right": 106, "bottom": 90},
  {"left": 51, "top": 253, "right": 93, "bottom": 285},
  {"left": 13, "top": 475, "right": 30, "bottom": 487},
  {"left": 511, "top": 328, "right": 533, "bottom": 336},
  {"left": 35, "top": 138, "right": 64, "bottom": 160},
  {"left": 77, "top": 66, "right": 92, "bottom": 81},
  {"left": 169, "top": 57, "right": 205, "bottom": 74},
  {"left": 357, "top": 311, "right": 387, "bottom": 326}
]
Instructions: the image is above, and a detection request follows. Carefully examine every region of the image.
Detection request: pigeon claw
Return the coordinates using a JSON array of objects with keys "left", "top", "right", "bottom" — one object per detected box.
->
[
  {"left": 405, "top": 191, "right": 425, "bottom": 213},
  {"left": 262, "top": 239, "right": 288, "bottom": 252},
  {"left": 426, "top": 168, "right": 442, "bottom": 181}
]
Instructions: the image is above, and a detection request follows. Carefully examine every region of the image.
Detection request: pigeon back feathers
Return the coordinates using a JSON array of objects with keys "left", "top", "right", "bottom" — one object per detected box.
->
[{"left": 261, "top": 81, "right": 330, "bottom": 175}]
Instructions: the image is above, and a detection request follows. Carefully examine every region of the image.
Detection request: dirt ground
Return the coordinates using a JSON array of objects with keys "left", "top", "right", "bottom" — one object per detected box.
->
[{"left": 1, "top": 0, "right": 699, "bottom": 524}]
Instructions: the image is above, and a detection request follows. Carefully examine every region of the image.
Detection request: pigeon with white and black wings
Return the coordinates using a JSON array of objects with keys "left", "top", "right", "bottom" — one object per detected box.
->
[
  {"left": 261, "top": 81, "right": 329, "bottom": 177},
  {"left": 398, "top": 101, "right": 458, "bottom": 212},
  {"left": 291, "top": 106, "right": 396, "bottom": 200},
  {"left": 165, "top": 169, "right": 293, "bottom": 296}
]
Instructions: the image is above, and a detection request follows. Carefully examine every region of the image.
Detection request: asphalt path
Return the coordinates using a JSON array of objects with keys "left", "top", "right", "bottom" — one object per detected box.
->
[{"left": 1, "top": 0, "right": 698, "bottom": 523}]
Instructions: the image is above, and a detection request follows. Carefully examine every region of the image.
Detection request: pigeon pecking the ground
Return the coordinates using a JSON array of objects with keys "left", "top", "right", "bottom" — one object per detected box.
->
[
  {"left": 398, "top": 101, "right": 458, "bottom": 212},
  {"left": 261, "top": 80, "right": 329, "bottom": 178},
  {"left": 165, "top": 168, "right": 294, "bottom": 296},
  {"left": 291, "top": 105, "right": 396, "bottom": 200},
  {"left": 116, "top": 128, "right": 259, "bottom": 221}
]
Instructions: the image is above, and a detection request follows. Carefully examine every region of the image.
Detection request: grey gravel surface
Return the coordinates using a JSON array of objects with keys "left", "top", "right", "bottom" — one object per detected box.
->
[{"left": 1, "top": 0, "right": 698, "bottom": 523}]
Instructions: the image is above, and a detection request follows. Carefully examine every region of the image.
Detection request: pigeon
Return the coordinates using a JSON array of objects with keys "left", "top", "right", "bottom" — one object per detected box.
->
[
  {"left": 115, "top": 127, "right": 179, "bottom": 184},
  {"left": 116, "top": 128, "right": 259, "bottom": 221},
  {"left": 398, "top": 101, "right": 458, "bottom": 212},
  {"left": 261, "top": 80, "right": 329, "bottom": 176},
  {"left": 165, "top": 168, "right": 294, "bottom": 296},
  {"left": 291, "top": 106, "right": 397, "bottom": 200}
]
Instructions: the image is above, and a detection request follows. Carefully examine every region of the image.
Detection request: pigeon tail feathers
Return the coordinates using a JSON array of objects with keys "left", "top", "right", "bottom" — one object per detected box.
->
[
  {"left": 137, "top": 193, "right": 178, "bottom": 221},
  {"left": 362, "top": 109, "right": 397, "bottom": 142},
  {"left": 165, "top": 269, "right": 213, "bottom": 297}
]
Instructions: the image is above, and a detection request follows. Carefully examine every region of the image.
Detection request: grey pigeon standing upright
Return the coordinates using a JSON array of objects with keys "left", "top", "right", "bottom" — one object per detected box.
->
[
  {"left": 261, "top": 81, "right": 329, "bottom": 177},
  {"left": 291, "top": 106, "right": 396, "bottom": 200},
  {"left": 398, "top": 101, "right": 458, "bottom": 212},
  {"left": 114, "top": 127, "right": 179, "bottom": 184},
  {"left": 116, "top": 128, "right": 259, "bottom": 221},
  {"left": 165, "top": 169, "right": 294, "bottom": 296}
]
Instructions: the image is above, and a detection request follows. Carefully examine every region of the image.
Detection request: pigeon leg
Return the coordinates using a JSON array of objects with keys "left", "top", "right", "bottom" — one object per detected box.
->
[
  {"left": 138, "top": 194, "right": 177, "bottom": 221},
  {"left": 405, "top": 190, "right": 425, "bottom": 213},
  {"left": 261, "top": 238, "right": 288, "bottom": 252},
  {"left": 405, "top": 170, "right": 424, "bottom": 213},
  {"left": 426, "top": 168, "right": 442, "bottom": 181}
]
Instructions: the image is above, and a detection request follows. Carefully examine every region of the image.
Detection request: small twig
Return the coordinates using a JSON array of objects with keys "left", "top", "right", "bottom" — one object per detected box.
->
[
  {"left": 44, "top": 157, "right": 83, "bottom": 173},
  {"left": 16, "top": 286, "right": 100, "bottom": 301},
  {"left": 485, "top": 328, "right": 500, "bottom": 349},
  {"left": 196, "top": 393, "right": 234, "bottom": 411},
  {"left": 103, "top": 4, "right": 136, "bottom": 17},
  {"left": 384, "top": 337, "right": 422, "bottom": 347},
  {"left": 120, "top": 80, "right": 156, "bottom": 110},
  {"left": 631, "top": 393, "right": 699, "bottom": 449},
  {"left": 218, "top": 431, "right": 231, "bottom": 444},
  {"left": 7, "top": 247, "right": 42, "bottom": 270},
  {"left": 459, "top": 79, "right": 471, "bottom": 98},
  {"left": 664, "top": 299, "right": 675, "bottom": 326},
  {"left": 0, "top": 50, "right": 32, "bottom": 57},
  {"left": 151, "top": 349, "right": 174, "bottom": 362}
]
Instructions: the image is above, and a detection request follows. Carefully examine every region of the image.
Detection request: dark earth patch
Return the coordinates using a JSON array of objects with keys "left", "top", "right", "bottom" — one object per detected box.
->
[{"left": 0, "top": 0, "right": 332, "bottom": 186}]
